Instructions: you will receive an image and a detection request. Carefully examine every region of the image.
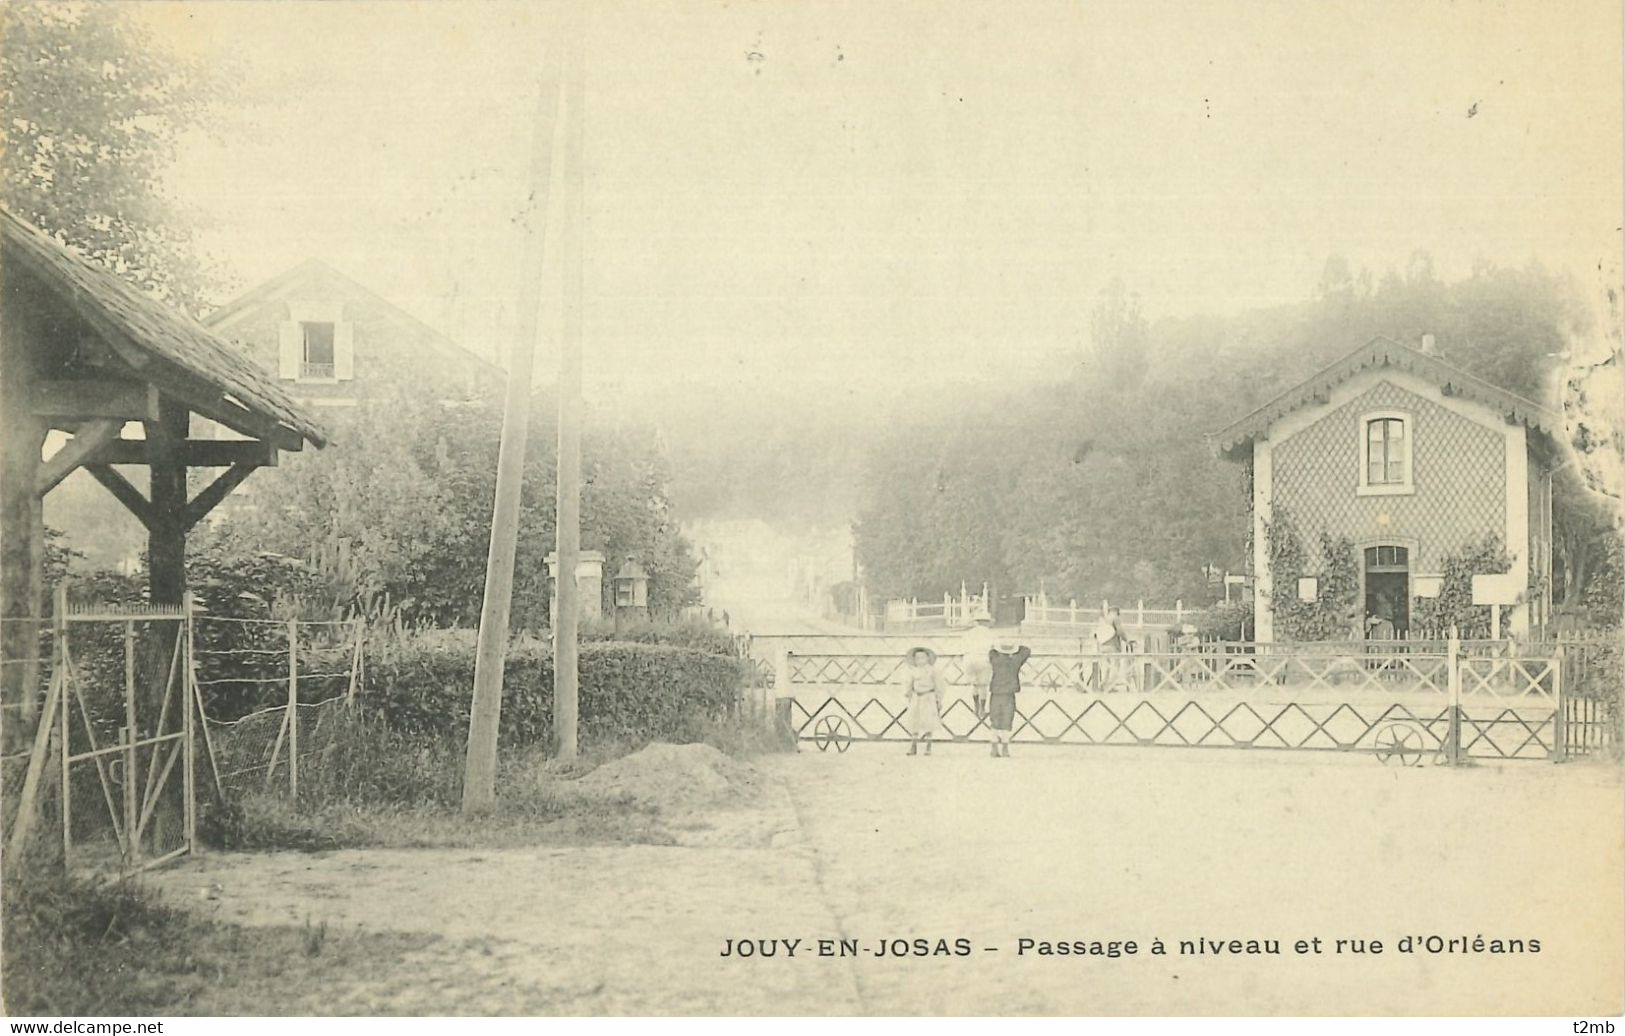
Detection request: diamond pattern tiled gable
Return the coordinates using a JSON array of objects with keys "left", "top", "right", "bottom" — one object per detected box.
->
[{"left": 1272, "top": 380, "right": 1505, "bottom": 575}]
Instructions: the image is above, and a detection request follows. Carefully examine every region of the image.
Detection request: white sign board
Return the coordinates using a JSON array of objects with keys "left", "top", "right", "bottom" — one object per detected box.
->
[
  {"left": 1413, "top": 575, "right": 1443, "bottom": 599},
  {"left": 1470, "top": 573, "right": 1521, "bottom": 606},
  {"left": 1297, "top": 577, "right": 1318, "bottom": 602}
]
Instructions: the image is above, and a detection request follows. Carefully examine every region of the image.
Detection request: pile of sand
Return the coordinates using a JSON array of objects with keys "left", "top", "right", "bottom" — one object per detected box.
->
[{"left": 575, "top": 743, "right": 763, "bottom": 812}]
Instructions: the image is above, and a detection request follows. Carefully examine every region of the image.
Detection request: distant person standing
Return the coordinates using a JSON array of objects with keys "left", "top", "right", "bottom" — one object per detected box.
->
[
  {"left": 1093, "top": 607, "right": 1129, "bottom": 692},
  {"left": 959, "top": 615, "right": 995, "bottom": 720},
  {"left": 986, "top": 636, "right": 1030, "bottom": 757},
  {"left": 901, "top": 646, "right": 945, "bottom": 756},
  {"left": 1365, "top": 596, "right": 1396, "bottom": 640}
]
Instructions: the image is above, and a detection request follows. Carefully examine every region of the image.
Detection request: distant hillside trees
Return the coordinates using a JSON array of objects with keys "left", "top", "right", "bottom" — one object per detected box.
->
[{"left": 854, "top": 259, "right": 1615, "bottom": 614}]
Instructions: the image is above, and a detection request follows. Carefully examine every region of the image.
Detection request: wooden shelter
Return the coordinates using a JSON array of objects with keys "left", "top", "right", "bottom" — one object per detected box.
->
[{"left": 1, "top": 208, "right": 327, "bottom": 746}]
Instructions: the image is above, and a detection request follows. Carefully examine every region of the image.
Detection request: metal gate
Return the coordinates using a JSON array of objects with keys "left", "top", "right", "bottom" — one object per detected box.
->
[
  {"left": 767, "top": 636, "right": 1567, "bottom": 762},
  {"left": 8, "top": 594, "right": 200, "bottom": 872}
]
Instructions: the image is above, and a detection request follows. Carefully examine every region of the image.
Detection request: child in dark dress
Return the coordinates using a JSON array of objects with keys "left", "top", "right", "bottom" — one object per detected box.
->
[{"left": 986, "top": 637, "right": 1030, "bottom": 757}]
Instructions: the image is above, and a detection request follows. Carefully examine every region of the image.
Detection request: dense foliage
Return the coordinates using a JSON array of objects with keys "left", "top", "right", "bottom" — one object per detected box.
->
[
  {"left": 200, "top": 385, "right": 700, "bottom": 628},
  {"left": 851, "top": 259, "right": 1617, "bottom": 613},
  {"left": 364, "top": 630, "right": 748, "bottom": 749},
  {"left": 1264, "top": 509, "right": 1361, "bottom": 641},
  {"left": 1, "top": 2, "right": 224, "bottom": 313},
  {"left": 1410, "top": 534, "right": 1514, "bottom": 639}
]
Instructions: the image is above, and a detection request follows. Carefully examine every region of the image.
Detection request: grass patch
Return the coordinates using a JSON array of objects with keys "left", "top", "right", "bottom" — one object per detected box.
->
[
  {"left": 210, "top": 779, "right": 673, "bottom": 851},
  {"left": 198, "top": 706, "right": 784, "bottom": 852},
  {"left": 202, "top": 719, "right": 671, "bottom": 851},
  {"left": 1, "top": 866, "right": 435, "bottom": 1016}
]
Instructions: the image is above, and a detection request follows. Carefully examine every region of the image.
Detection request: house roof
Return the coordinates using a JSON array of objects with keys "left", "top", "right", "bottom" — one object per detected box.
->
[
  {"left": 1213, "top": 336, "right": 1559, "bottom": 460},
  {"left": 1, "top": 208, "right": 328, "bottom": 449},
  {"left": 204, "top": 258, "right": 500, "bottom": 374}
]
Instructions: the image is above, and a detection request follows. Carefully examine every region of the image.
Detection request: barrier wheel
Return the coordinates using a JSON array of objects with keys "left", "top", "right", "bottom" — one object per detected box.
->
[
  {"left": 813, "top": 715, "right": 853, "bottom": 753},
  {"left": 1373, "top": 722, "right": 1424, "bottom": 767}
]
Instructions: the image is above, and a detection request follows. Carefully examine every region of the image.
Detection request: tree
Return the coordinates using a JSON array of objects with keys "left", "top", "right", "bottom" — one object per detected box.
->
[
  {"left": 205, "top": 383, "right": 697, "bottom": 628},
  {"left": 1, "top": 1, "right": 224, "bottom": 312},
  {"left": 1087, "top": 278, "right": 1150, "bottom": 388}
]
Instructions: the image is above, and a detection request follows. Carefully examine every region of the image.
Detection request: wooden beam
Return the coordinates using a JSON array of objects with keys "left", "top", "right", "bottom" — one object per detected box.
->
[
  {"left": 84, "top": 463, "right": 155, "bottom": 530},
  {"left": 34, "top": 419, "right": 121, "bottom": 495},
  {"left": 183, "top": 463, "right": 257, "bottom": 531},
  {"left": 148, "top": 368, "right": 306, "bottom": 452},
  {"left": 97, "top": 437, "right": 277, "bottom": 468},
  {"left": 31, "top": 380, "right": 159, "bottom": 421}
]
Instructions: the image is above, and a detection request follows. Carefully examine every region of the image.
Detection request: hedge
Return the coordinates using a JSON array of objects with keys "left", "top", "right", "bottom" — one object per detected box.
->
[
  {"left": 363, "top": 630, "right": 749, "bottom": 747},
  {"left": 576, "top": 616, "right": 739, "bottom": 656}
]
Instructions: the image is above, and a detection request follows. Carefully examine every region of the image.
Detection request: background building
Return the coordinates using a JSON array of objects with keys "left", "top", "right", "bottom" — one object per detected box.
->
[{"left": 1217, "top": 336, "right": 1559, "bottom": 641}]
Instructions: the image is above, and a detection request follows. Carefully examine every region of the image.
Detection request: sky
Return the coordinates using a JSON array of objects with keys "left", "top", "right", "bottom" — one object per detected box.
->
[{"left": 142, "top": 0, "right": 1624, "bottom": 388}]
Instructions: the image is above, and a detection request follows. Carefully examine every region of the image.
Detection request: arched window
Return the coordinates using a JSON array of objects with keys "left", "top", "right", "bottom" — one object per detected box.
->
[{"left": 1359, "top": 411, "right": 1413, "bottom": 495}]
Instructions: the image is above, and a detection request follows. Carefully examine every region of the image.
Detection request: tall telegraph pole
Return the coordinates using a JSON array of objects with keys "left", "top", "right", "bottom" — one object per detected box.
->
[
  {"left": 462, "top": 57, "right": 566, "bottom": 814},
  {"left": 553, "top": 24, "right": 585, "bottom": 762}
]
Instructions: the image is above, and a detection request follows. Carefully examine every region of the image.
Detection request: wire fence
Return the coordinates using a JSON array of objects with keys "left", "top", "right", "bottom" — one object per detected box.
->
[{"left": 194, "top": 618, "right": 364, "bottom": 800}]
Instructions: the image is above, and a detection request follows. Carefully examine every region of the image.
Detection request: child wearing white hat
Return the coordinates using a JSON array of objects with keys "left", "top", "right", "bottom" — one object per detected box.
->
[{"left": 901, "top": 645, "right": 945, "bottom": 755}]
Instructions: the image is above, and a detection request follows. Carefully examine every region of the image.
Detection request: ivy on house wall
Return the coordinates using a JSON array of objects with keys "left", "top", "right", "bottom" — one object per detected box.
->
[
  {"left": 1240, "top": 457, "right": 1255, "bottom": 571},
  {"left": 1264, "top": 507, "right": 1361, "bottom": 641},
  {"left": 1411, "top": 533, "right": 1513, "bottom": 638}
]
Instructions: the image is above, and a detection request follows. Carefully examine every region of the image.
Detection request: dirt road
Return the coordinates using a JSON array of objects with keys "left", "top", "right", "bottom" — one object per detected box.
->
[
  {"left": 151, "top": 746, "right": 1623, "bottom": 1015},
  {"left": 774, "top": 745, "right": 1623, "bottom": 1015}
]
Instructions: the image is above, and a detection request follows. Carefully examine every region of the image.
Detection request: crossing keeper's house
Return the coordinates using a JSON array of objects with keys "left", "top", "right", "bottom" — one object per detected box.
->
[{"left": 1214, "top": 336, "right": 1561, "bottom": 642}]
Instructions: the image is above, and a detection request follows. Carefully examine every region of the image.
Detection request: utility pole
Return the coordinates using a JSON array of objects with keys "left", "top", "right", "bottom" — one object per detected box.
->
[
  {"left": 462, "top": 59, "right": 566, "bottom": 814},
  {"left": 553, "top": 27, "right": 585, "bottom": 762}
]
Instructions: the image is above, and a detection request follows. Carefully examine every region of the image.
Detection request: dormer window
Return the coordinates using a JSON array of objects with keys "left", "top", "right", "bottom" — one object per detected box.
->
[
  {"left": 278, "top": 302, "right": 354, "bottom": 384},
  {"left": 301, "top": 322, "right": 336, "bottom": 379},
  {"left": 1358, "top": 411, "right": 1413, "bottom": 495}
]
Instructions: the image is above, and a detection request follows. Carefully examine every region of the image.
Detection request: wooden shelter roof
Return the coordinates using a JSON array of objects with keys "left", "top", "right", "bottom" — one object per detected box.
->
[
  {"left": 1, "top": 208, "right": 328, "bottom": 449},
  {"left": 1213, "top": 336, "right": 1558, "bottom": 460}
]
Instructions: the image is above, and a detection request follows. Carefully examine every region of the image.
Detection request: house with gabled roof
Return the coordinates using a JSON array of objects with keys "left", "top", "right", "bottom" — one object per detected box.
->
[
  {"left": 202, "top": 259, "right": 501, "bottom": 409},
  {"left": 1214, "top": 336, "right": 1561, "bottom": 641}
]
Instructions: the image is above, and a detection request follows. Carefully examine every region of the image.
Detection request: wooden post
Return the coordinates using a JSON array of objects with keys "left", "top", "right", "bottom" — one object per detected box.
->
[
  {"left": 1490, "top": 604, "right": 1501, "bottom": 642},
  {"left": 774, "top": 649, "right": 795, "bottom": 745},
  {"left": 144, "top": 399, "right": 188, "bottom": 848},
  {"left": 1137, "top": 600, "right": 1145, "bottom": 626},
  {"left": 287, "top": 618, "right": 299, "bottom": 799},
  {"left": 1176, "top": 600, "right": 1183, "bottom": 624},
  {"left": 1447, "top": 625, "right": 1462, "bottom": 765},
  {"left": 775, "top": 649, "right": 792, "bottom": 697},
  {"left": 59, "top": 607, "right": 71, "bottom": 869},
  {"left": 347, "top": 620, "right": 363, "bottom": 706},
  {"left": 0, "top": 302, "right": 47, "bottom": 753},
  {"left": 1551, "top": 641, "right": 1567, "bottom": 762},
  {"left": 553, "top": 26, "right": 586, "bottom": 764},
  {"left": 462, "top": 56, "right": 566, "bottom": 813},
  {"left": 7, "top": 649, "right": 62, "bottom": 861},
  {"left": 182, "top": 594, "right": 196, "bottom": 851},
  {"left": 122, "top": 621, "right": 138, "bottom": 863}
]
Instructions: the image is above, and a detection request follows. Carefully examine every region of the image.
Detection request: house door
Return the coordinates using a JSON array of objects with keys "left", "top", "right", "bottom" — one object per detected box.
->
[{"left": 1363, "top": 545, "right": 1410, "bottom": 636}]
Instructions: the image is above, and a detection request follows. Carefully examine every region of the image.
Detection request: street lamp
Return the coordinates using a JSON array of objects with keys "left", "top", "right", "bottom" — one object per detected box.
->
[{"left": 613, "top": 555, "right": 649, "bottom": 630}]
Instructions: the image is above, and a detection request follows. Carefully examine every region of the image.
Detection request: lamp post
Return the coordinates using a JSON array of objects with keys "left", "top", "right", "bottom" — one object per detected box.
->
[{"left": 613, "top": 555, "right": 650, "bottom": 633}]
